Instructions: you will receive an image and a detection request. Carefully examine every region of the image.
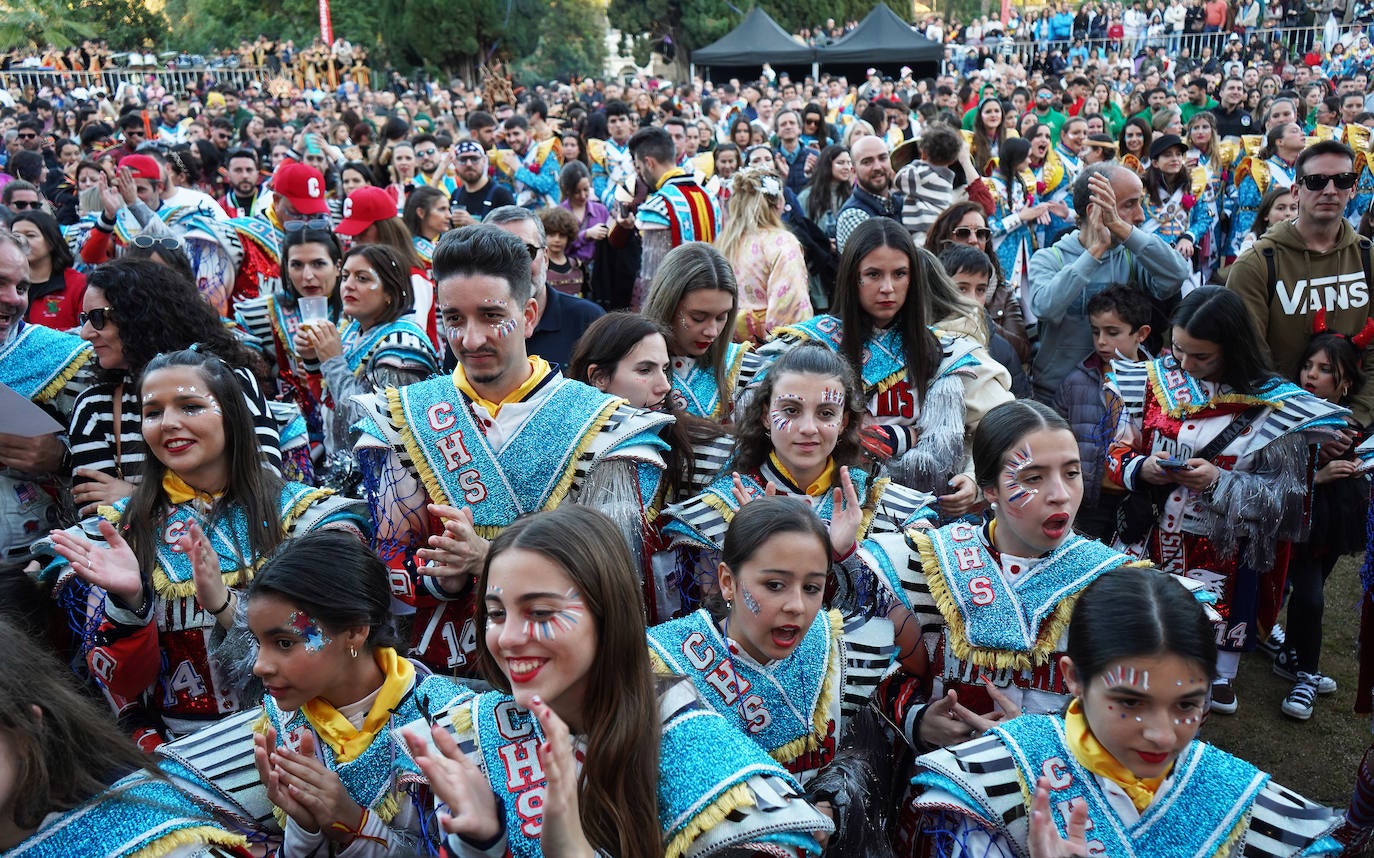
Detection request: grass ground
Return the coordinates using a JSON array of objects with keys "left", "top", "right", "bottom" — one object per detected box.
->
[{"left": 1201, "top": 554, "right": 1367, "bottom": 816}]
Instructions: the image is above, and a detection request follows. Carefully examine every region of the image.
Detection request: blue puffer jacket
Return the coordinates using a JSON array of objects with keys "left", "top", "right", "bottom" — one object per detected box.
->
[{"left": 1052, "top": 352, "right": 1140, "bottom": 506}]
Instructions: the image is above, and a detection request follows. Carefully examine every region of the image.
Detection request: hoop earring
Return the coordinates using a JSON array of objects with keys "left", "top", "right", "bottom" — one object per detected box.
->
[{"left": 349, "top": 646, "right": 358, "bottom": 659}]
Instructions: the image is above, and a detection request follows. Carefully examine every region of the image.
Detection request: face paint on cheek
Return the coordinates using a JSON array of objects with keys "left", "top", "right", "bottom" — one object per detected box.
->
[
  {"left": 740, "top": 585, "right": 762, "bottom": 615},
  {"left": 770, "top": 410, "right": 793, "bottom": 432},
  {"left": 1002, "top": 443, "right": 1038, "bottom": 511},
  {"left": 492, "top": 318, "right": 519, "bottom": 338},
  {"left": 286, "top": 610, "right": 332, "bottom": 653}
]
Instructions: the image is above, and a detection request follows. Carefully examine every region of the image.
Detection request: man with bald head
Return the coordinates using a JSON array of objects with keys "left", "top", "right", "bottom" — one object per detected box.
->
[
  {"left": 835, "top": 135, "right": 903, "bottom": 251},
  {"left": 1027, "top": 163, "right": 1191, "bottom": 400}
]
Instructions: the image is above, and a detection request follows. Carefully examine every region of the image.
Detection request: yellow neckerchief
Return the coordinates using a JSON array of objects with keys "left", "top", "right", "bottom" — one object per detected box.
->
[
  {"left": 161, "top": 471, "right": 222, "bottom": 506},
  {"left": 267, "top": 207, "right": 285, "bottom": 234},
  {"left": 454, "top": 356, "right": 551, "bottom": 418},
  {"left": 1064, "top": 698, "right": 1168, "bottom": 812},
  {"left": 655, "top": 167, "right": 686, "bottom": 190},
  {"left": 300, "top": 647, "right": 413, "bottom": 764},
  {"left": 767, "top": 452, "right": 836, "bottom": 497}
]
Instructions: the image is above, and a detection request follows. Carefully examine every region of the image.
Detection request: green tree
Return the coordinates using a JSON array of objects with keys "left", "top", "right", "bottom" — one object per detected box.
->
[
  {"left": 68, "top": 0, "right": 167, "bottom": 50},
  {"left": 0, "top": 0, "right": 96, "bottom": 50},
  {"left": 515, "top": 0, "right": 609, "bottom": 83}
]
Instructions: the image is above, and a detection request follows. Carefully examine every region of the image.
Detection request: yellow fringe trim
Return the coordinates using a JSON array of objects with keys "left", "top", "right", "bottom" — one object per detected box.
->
[
  {"left": 915, "top": 533, "right": 1149, "bottom": 672},
  {"left": 129, "top": 826, "right": 248, "bottom": 858},
  {"left": 35, "top": 347, "right": 93, "bottom": 404},
  {"left": 871, "top": 366, "right": 907, "bottom": 397},
  {"left": 770, "top": 610, "right": 842, "bottom": 765},
  {"left": 385, "top": 382, "right": 620, "bottom": 519},
  {"left": 1216, "top": 811, "right": 1250, "bottom": 857},
  {"left": 699, "top": 491, "right": 737, "bottom": 525},
  {"left": 648, "top": 649, "right": 670, "bottom": 675},
  {"left": 665, "top": 781, "right": 757, "bottom": 858},
  {"left": 258, "top": 710, "right": 402, "bottom": 827},
  {"left": 373, "top": 791, "right": 401, "bottom": 824},
  {"left": 147, "top": 487, "right": 335, "bottom": 599},
  {"left": 448, "top": 700, "right": 474, "bottom": 736},
  {"left": 858, "top": 477, "right": 889, "bottom": 540},
  {"left": 387, "top": 384, "right": 452, "bottom": 507},
  {"left": 1145, "top": 360, "right": 1284, "bottom": 419}
]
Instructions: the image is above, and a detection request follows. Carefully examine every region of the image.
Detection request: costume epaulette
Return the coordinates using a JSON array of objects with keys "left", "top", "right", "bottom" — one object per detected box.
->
[
  {"left": 1108, "top": 358, "right": 1150, "bottom": 419},
  {"left": 961, "top": 129, "right": 975, "bottom": 147},
  {"left": 1241, "top": 134, "right": 1264, "bottom": 157},
  {"left": 912, "top": 734, "right": 1028, "bottom": 833},
  {"left": 229, "top": 215, "right": 280, "bottom": 263},
  {"left": 692, "top": 151, "right": 715, "bottom": 179},
  {"left": 1043, "top": 148, "right": 1065, "bottom": 189},
  {"left": 157, "top": 709, "right": 280, "bottom": 834},
  {"left": 1217, "top": 139, "right": 1240, "bottom": 167},
  {"left": 534, "top": 136, "right": 559, "bottom": 166},
  {"left": 1121, "top": 152, "right": 1143, "bottom": 175},
  {"left": 1311, "top": 123, "right": 1340, "bottom": 143},
  {"left": 1189, "top": 165, "right": 1208, "bottom": 197},
  {"left": 1346, "top": 123, "right": 1372, "bottom": 153},
  {"left": 587, "top": 137, "right": 607, "bottom": 167}
]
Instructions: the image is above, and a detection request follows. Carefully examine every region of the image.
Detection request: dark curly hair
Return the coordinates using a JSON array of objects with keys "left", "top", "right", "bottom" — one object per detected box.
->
[
  {"left": 732, "top": 342, "right": 866, "bottom": 476},
  {"left": 85, "top": 257, "right": 262, "bottom": 379}
]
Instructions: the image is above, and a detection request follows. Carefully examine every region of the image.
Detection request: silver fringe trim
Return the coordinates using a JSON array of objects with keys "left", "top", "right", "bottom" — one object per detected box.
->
[
  {"left": 889, "top": 373, "right": 967, "bottom": 494},
  {"left": 1201, "top": 433, "right": 1310, "bottom": 572},
  {"left": 575, "top": 458, "right": 650, "bottom": 576}
]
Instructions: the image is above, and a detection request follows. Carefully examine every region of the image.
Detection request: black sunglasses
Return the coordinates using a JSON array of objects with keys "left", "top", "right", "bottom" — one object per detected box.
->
[
  {"left": 951, "top": 226, "right": 993, "bottom": 242},
  {"left": 525, "top": 243, "right": 544, "bottom": 260},
  {"left": 131, "top": 234, "right": 183, "bottom": 252},
  {"left": 15, "top": 132, "right": 36, "bottom": 140},
  {"left": 285, "top": 218, "right": 333, "bottom": 232},
  {"left": 79, "top": 306, "right": 114, "bottom": 330},
  {"left": 1298, "top": 171, "right": 1358, "bottom": 191},
  {"left": 9, "top": 200, "right": 41, "bottom": 210}
]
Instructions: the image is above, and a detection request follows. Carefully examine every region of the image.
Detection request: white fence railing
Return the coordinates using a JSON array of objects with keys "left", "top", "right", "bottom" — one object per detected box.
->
[{"left": 0, "top": 66, "right": 274, "bottom": 96}]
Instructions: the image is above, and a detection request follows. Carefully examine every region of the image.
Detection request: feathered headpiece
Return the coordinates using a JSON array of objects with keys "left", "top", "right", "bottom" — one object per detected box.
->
[{"left": 1313, "top": 307, "right": 1374, "bottom": 351}]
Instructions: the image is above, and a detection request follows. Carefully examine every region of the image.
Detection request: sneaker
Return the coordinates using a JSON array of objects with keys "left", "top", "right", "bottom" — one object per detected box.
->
[
  {"left": 1209, "top": 679, "right": 1238, "bottom": 715},
  {"left": 1258, "top": 623, "right": 1286, "bottom": 657},
  {"left": 1281, "top": 674, "right": 1319, "bottom": 720},
  {"left": 1272, "top": 648, "right": 1338, "bottom": 693}
]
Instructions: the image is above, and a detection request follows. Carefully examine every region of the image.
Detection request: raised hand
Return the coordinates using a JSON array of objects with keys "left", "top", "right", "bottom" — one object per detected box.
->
[
  {"left": 72, "top": 467, "right": 136, "bottom": 517},
  {"left": 1028, "top": 777, "right": 1089, "bottom": 858},
  {"left": 264, "top": 731, "right": 366, "bottom": 844},
  {"left": 48, "top": 519, "right": 144, "bottom": 606},
  {"left": 828, "top": 465, "right": 862, "bottom": 558},
  {"left": 530, "top": 696, "right": 595, "bottom": 858},
  {"left": 418, "top": 504, "right": 489, "bottom": 586},
  {"left": 403, "top": 723, "right": 502, "bottom": 843},
  {"left": 177, "top": 521, "right": 233, "bottom": 628},
  {"left": 254, "top": 727, "right": 324, "bottom": 835}
]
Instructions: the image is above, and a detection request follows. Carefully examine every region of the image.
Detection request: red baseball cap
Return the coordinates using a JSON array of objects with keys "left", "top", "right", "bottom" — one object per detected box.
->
[
  {"left": 272, "top": 162, "right": 329, "bottom": 215},
  {"left": 119, "top": 154, "right": 162, "bottom": 182},
  {"left": 336, "top": 186, "right": 398, "bottom": 236}
]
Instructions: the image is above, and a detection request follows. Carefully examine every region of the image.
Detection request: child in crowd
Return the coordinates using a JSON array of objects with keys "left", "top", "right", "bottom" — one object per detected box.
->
[
  {"left": 1053, "top": 285, "right": 1154, "bottom": 541},
  {"left": 938, "top": 244, "right": 1032, "bottom": 399},
  {"left": 539, "top": 205, "right": 586, "bottom": 297}
]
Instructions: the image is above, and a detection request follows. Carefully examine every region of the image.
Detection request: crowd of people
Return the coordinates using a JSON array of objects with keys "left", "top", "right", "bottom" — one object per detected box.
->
[{"left": 5, "top": 12, "right": 1374, "bottom": 857}]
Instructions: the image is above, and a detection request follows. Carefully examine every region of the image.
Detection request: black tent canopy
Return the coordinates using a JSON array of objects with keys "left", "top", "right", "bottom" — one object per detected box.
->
[
  {"left": 690, "top": 7, "right": 818, "bottom": 79},
  {"left": 816, "top": 3, "right": 943, "bottom": 77}
]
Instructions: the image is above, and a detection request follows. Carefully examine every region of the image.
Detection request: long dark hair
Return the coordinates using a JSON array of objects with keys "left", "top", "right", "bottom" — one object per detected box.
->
[
  {"left": 996, "top": 136, "right": 1033, "bottom": 195},
  {"left": 568, "top": 312, "right": 721, "bottom": 499},
  {"left": 402, "top": 185, "right": 447, "bottom": 240},
  {"left": 0, "top": 620, "right": 170, "bottom": 829},
  {"left": 732, "top": 342, "right": 866, "bottom": 476},
  {"left": 971, "top": 400, "right": 1072, "bottom": 491},
  {"left": 721, "top": 495, "right": 830, "bottom": 573},
  {"left": 280, "top": 225, "right": 344, "bottom": 315},
  {"left": 832, "top": 218, "right": 942, "bottom": 401},
  {"left": 803, "top": 144, "right": 851, "bottom": 222},
  {"left": 475, "top": 507, "right": 661, "bottom": 858},
  {"left": 123, "top": 349, "right": 285, "bottom": 581},
  {"left": 971, "top": 97, "right": 1007, "bottom": 172},
  {"left": 9, "top": 209, "right": 73, "bottom": 273},
  {"left": 1067, "top": 566, "right": 1217, "bottom": 686},
  {"left": 342, "top": 243, "right": 414, "bottom": 325},
  {"left": 641, "top": 242, "right": 739, "bottom": 398},
  {"left": 924, "top": 199, "right": 1007, "bottom": 288},
  {"left": 1302, "top": 332, "right": 1364, "bottom": 404},
  {"left": 248, "top": 530, "right": 402, "bottom": 650},
  {"left": 86, "top": 258, "right": 261, "bottom": 379},
  {"left": 1170, "top": 286, "right": 1274, "bottom": 394}
]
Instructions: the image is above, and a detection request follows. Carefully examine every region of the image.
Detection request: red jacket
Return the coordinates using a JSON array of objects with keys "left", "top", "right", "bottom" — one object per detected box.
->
[{"left": 24, "top": 267, "right": 86, "bottom": 330}]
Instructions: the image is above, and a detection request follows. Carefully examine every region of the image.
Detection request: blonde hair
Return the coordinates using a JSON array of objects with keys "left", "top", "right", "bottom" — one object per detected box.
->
[{"left": 714, "top": 167, "right": 785, "bottom": 264}]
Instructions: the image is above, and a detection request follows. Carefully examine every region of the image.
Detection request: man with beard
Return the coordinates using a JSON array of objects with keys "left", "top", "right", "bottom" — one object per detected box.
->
[
  {"left": 352, "top": 224, "right": 669, "bottom": 673},
  {"left": 448, "top": 139, "right": 515, "bottom": 227},
  {"left": 836, "top": 135, "right": 903, "bottom": 251},
  {"left": 412, "top": 132, "right": 458, "bottom": 198},
  {"left": 218, "top": 147, "right": 264, "bottom": 218},
  {"left": 492, "top": 115, "right": 560, "bottom": 208}
]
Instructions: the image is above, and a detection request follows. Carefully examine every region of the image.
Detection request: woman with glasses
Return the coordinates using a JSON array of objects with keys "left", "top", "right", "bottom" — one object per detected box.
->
[
  {"left": 69, "top": 259, "right": 285, "bottom": 516},
  {"left": 13, "top": 210, "right": 86, "bottom": 331},
  {"left": 926, "top": 201, "right": 1030, "bottom": 362}
]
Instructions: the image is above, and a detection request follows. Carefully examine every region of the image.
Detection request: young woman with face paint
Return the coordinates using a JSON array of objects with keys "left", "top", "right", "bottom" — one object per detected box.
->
[
  {"left": 294, "top": 243, "right": 438, "bottom": 475},
  {"left": 656, "top": 343, "right": 937, "bottom": 621},
  {"left": 641, "top": 241, "right": 766, "bottom": 424},
  {"left": 42, "top": 350, "right": 371, "bottom": 748},
  {"left": 648, "top": 497, "right": 900, "bottom": 852},
  {"left": 399, "top": 505, "right": 833, "bottom": 858},
  {"left": 1105, "top": 287, "right": 1351, "bottom": 716},
  {"left": 756, "top": 219, "right": 1012, "bottom": 517},
  {"left": 911, "top": 567, "right": 1340, "bottom": 858}
]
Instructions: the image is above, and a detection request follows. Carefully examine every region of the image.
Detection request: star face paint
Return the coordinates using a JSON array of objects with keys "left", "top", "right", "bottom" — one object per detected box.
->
[
  {"left": 1002, "top": 443, "right": 1037, "bottom": 509},
  {"left": 286, "top": 610, "right": 332, "bottom": 653},
  {"left": 521, "top": 588, "right": 585, "bottom": 641}
]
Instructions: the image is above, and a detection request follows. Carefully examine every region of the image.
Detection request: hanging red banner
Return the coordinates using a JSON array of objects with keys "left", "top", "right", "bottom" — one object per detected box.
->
[{"left": 320, "top": 0, "right": 334, "bottom": 45}]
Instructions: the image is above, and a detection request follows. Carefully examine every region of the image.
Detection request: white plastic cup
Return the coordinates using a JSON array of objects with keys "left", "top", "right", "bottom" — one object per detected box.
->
[{"left": 299, "top": 296, "right": 329, "bottom": 325}]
